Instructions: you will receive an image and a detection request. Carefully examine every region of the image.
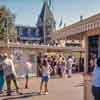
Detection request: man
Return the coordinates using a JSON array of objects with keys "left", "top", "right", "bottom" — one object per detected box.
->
[
  {"left": 92, "top": 58, "right": 100, "bottom": 100},
  {"left": 3, "top": 53, "right": 22, "bottom": 96},
  {"left": 67, "top": 56, "right": 73, "bottom": 78}
]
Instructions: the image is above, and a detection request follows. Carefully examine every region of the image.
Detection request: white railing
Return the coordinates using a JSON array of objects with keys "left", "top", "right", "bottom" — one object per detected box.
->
[{"left": 0, "top": 41, "right": 84, "bottom": 52}]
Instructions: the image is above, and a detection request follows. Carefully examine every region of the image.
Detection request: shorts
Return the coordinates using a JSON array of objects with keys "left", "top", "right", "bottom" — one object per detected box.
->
[
  {"left": 42, "top": 76, "right": 49, "bottom": 82},
  {"left": 92, "top": 86, "right": 100, "bottom": 99},
  {"left": 25, "top": 74, "right": 29, "bottom": 79}
]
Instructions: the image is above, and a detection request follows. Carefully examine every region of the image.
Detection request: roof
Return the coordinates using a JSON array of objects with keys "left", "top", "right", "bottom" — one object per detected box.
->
[
  {"left": 53, "top": 13, "right": 100, "bottom": 40},
  {"left": 37, "top": 2, "right": 55, "bottom": 26}
]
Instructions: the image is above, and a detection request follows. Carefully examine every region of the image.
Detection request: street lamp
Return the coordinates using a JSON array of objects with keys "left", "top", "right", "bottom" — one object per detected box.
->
[{"left": 43, "top": 7, "right": 46, "bottom": 45}]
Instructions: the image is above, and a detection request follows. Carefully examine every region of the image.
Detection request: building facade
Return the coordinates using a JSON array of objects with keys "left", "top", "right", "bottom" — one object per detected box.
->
[{"left": 53, "top": 13, "right": 100, "bottom": 72}]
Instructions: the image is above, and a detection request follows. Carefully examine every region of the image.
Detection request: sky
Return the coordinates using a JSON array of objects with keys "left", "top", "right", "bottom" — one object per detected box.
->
[{"left": 0, "top": 0, "right": 100, "bottom": 28}]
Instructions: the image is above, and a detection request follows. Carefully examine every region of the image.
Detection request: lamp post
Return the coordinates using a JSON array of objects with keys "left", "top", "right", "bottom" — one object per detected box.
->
[{"left": 43, "top": 1, "right": 47, "bottom": 45}]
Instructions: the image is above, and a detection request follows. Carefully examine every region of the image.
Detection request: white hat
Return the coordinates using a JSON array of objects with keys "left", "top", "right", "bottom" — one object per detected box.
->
[{"left": 4, "top": 53, "right": 8, "bottom": 57}]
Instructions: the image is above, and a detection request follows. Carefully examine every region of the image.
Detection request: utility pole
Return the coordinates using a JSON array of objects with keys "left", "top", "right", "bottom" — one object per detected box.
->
[{"left": 43, "top": 1, "right": 47, "bottom": 45}]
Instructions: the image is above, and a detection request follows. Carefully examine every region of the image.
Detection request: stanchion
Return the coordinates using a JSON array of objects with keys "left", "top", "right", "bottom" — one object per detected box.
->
[{"left": 83, "top": 73, "right": 94, "bottom": 100}]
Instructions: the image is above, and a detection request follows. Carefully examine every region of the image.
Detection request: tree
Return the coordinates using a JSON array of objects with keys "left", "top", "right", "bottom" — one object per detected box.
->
[{"left": 0, "top": 6, "right": 16, "bottom": 41}]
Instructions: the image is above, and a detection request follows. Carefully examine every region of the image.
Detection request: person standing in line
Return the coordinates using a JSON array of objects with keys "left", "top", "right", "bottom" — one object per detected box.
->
[
  {"left": 40, "top": 54, "right": 50, "bottom": 95},
  {"left": 67, "top": 56, "right": 73, "bottom": 78},
  {"left": 25, "top": 59, "right": 32, "bottom": 89},
  {"left": 89, "top": 54, "right": 97, "bottom": 73},
  {"left": 57, "top": 55, "right": 63, "bottom": 77},
  {"left": 92, "top": 58, "right": 100, "bottom": 100},
  {"left": 0, "top": 54, "right": 4, "bottom": 94},
  {"left": 3, "top": 53, "right": 22, "bottom": 96},
  {"left": 60, "top": 57, "right": 66, "bottom": 78},
  {"left": 52, "top": 57, "right": 57, "bottom": 76}
]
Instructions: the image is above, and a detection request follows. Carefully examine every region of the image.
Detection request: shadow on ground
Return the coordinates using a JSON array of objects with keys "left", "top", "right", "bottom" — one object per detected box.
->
[
  {"left": 1, "top": 92, "right": 40, "bottom": 100},
  {"left": 74, "top": 82, "right": 84, "bottom": 87}
]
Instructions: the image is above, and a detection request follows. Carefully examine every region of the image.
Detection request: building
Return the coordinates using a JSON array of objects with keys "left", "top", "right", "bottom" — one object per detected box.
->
[
  {"left": 53, "top": 13, "right": 100, "bottom": 72},
  {"left": 37, "top": 0, "right": 56, "bottom": 44}
]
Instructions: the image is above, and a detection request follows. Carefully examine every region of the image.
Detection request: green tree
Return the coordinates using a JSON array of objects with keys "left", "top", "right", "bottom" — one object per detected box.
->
[{"left": 0, "top": 6, "right": 16, "bottom": 40}]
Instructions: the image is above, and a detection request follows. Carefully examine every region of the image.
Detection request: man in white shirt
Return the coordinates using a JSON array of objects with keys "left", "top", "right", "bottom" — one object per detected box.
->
[
  {"left": 67, "top": 56, "right": 73, "bottom": 78},
  {"left": 3, "top": 53, "right": 22, "bottom": 96}
]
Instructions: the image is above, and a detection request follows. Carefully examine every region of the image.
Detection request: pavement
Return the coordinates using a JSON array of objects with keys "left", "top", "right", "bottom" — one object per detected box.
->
[{"left": 0, "top": 74, "right": 83, "bottom": 100}]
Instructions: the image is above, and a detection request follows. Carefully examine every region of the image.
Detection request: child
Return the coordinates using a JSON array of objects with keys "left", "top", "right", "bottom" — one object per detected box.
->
[{"left": 40, "top": 55, "right": 50, "bottom": 95}]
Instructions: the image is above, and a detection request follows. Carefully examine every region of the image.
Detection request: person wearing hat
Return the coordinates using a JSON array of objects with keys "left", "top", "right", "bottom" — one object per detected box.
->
[{"left": 3, "top": 53, "right": 22, "bottom": 96}]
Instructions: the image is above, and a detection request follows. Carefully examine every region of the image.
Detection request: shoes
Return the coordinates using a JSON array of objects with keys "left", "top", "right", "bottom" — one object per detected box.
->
[
  {"left": 39, "top": 91, "right": 48, "bottom": 95},
  {"left": 25, "top": 85, "right": 28, "bottom": 89},
  {"left": 6, "top": 93, "right": 11, "bottom": 96},
  {"left": 0, "top": 91, "right": 3, "bottom": 94},
  {"left": 17, "top": 92, "right": 23, "bottom": 95},
  {"left": 16, "top": 91, "right": 23, "bottom": 95},
  {"left": 39, "top": 91, "right": 42, "bottom": 95},
  {"left": 68, "top": 76, "right": 71, "bottom": 78},
  {"left": 45, "top": 92, "right": 48, "bottom": 95}
]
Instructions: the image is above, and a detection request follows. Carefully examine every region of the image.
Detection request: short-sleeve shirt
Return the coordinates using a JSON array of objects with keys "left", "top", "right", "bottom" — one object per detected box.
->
[
  {"left": 3, "top": 58, "right": 16, "bottom": 76},
  {"left": 92, "top": 67, "right": 100, "bottom": 87},
  {"left": 68, "top": 58, "right": 73, "bottom": 69}
]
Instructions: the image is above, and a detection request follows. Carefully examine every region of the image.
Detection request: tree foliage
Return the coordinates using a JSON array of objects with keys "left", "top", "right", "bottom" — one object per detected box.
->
[{"left": 0, "top": 6, "right": 16, "bottom": 40}]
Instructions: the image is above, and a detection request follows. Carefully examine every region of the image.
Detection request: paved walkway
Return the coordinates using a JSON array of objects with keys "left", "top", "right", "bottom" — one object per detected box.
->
[{"left": 0, "top": 74, "right": 83, "bottom": 100}]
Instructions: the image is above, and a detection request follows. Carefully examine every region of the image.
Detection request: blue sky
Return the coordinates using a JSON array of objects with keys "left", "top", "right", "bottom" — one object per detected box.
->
[{"left": 0, "top": 0, "right": 100, "bottom": 27}]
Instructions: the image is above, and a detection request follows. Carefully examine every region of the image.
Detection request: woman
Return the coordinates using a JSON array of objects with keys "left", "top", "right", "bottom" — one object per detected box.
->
[
  {"left": 92, "top": 58, "right": 100, "bottom": 100},
  {"left": 0, "top": 54, "right": 4, "bottom": 93},
  {"left": 89, "top": 55, "right": 97, "bottom": 73},
  {"left": 40, "top": 55, "right": 50, "bottom": 95}
]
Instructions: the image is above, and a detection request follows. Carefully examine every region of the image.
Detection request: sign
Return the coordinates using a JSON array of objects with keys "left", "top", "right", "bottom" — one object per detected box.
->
[{"left": 16, "top": 26, "right": 41, "bottom": 40}]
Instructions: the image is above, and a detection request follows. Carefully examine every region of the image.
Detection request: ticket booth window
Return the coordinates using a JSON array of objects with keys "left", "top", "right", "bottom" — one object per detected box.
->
[
  {"left": 88, "top": 35, "right": 98, "bottom": 72},
  {"left": 88, "top": 36, "right": 98, "bottom": 57}
]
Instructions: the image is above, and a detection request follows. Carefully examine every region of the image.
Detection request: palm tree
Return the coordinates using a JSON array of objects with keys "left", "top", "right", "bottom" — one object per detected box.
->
[{"left": 0, "top": 6, "right": 17, "bottom": 41}]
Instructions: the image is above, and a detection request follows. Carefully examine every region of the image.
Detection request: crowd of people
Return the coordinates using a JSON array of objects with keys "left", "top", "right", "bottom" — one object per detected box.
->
[
  {"left": 38, "top": 54, "right": 83, "bottom": 78},
  {"left": 0, "top": 52, "right": 82, "bottom": 96},
  {"left": 38, "top": 54, "right": 75, "bottom": 95},
  {"left": 0, "top": 51, "right": 100, "bottom": 99}
]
